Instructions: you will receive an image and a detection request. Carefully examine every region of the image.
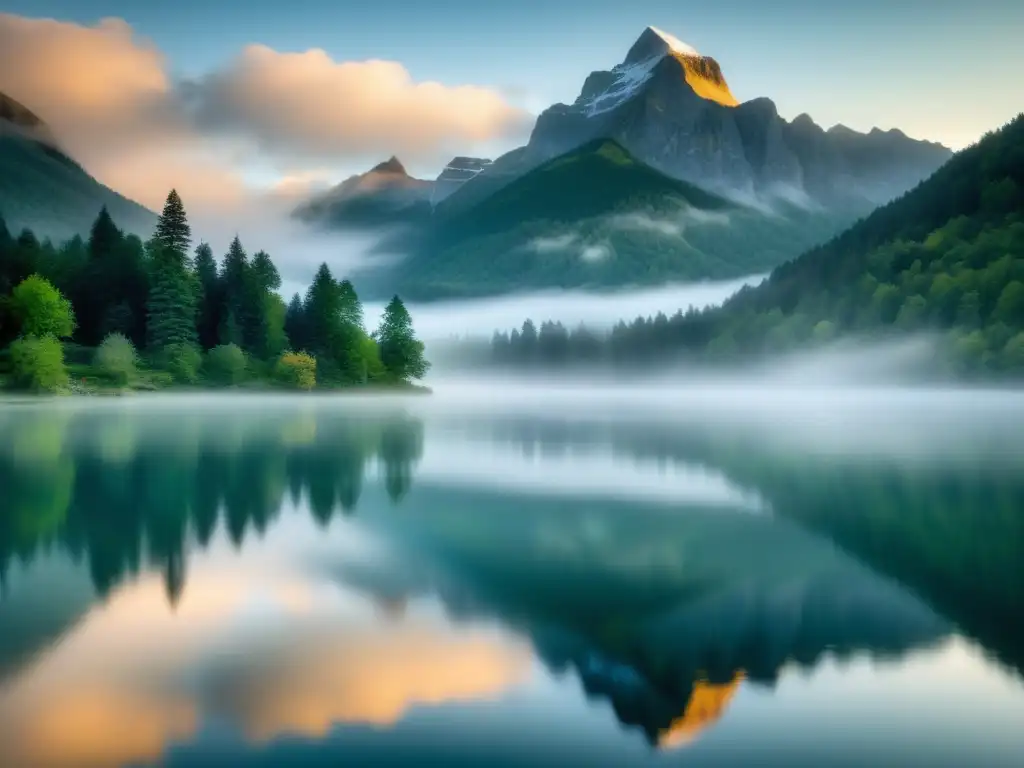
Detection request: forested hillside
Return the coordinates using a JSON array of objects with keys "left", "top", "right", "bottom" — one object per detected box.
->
[
  {"left": 361, "top": 139, "right": 858, "bottom": 300},
  {"left": 487, "top": 114, "right": 1024, "bottom": 377}
]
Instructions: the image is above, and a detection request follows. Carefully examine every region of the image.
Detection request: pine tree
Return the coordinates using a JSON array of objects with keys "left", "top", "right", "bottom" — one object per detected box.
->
[
  {"left": 120, "top": 235, "right": 149, "bottom": 348},
  {"left": 146, "top": 239, "right": 197, "bottom": 350},
  {"left": 284, "top": 293, "right": 308, "bottom": 351},
  {"left": 376, "top": 295, "right": 429, "bottom": 382},
  {"left": 146, "top": 191, "right": 198, "bottom": 351},
  {"left": 303, "top": 263, "right": 341, "bottom": 358},
  {"left": 154, "top": 190, "right": 191, "bottom": 257},
  {"left": 251, "top": 250, "right": 281, "bottom": 293},
  {"left": 78, "top": 207, "right": 124, "bottom": 345},
  {"left": 338, "top": 279, "right": 363, "bottom": 327},
  {"left": 334, "top": 279, "right": 366, "bottom": 383},
  {"left": 89, "top": 207, "right": 122, "bottom": 260},
  {"left": 245, "top": 250, "right": 280, "bottom": 356},
  {"left": 219, "top": 236, "right": 251, "bottom": 348},
  {"left": 193, "top": 242, "right": 221, "bottom": 349}
]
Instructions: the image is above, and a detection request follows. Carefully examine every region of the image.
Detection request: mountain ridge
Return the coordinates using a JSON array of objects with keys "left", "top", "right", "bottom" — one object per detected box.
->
[
  {"left": 355, "top": 138, "right": 859, "bottom": 300},
  {"left": 442, "top": 26, "right": 951, "bottom": 216},
  {"left": 483, "top": 113, "right": 1024, "bottom": 376},
  {"left": 0, "top": 90, "right": 156, "bottom": 241}
]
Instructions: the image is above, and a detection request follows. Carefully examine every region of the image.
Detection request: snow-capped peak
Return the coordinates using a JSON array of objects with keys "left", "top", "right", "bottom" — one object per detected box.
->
[
  {"left": 646, "top": 26, "right": 700, "bottom": 57},
  {"left": 578, "top": 26, "right": 737, "bottom": 117}
]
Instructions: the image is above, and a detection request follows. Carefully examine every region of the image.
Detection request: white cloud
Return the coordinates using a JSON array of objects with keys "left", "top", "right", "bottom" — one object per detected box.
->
[
  {"left": 183, "top": 46, "right": 533, "bottom": 165},
  {"left": 0, "top": 13, "right": 533, "bottom": 218},
  {"left": 527, "top": 232, "right": 580, "bottom": 253},
  {"left": 580, "top": 242, "right": 613, "bottom": 263}
]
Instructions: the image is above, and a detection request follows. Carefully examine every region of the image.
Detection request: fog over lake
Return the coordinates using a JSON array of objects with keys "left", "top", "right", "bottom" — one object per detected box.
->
[
  {"left": 361, "top": 275, "right": 763, "bottom": 342},
  {"left": 2, "top": 377, "right": 1023, "bottom": 768},
  {"left": 3, "top": 278, "right": 1024, "bottom": 768}
]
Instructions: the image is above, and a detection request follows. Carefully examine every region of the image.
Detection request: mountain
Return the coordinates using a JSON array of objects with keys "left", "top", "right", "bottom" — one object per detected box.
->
[
  {"left": 431, "top": 156, "right": 492, "bottom": 205},
  {"left": 356, "top": 139, "right": 857, "bottom": 300},
  {"left": 294, "top": 155, "right": 433, "bottom": 230},
  {"left": 336, "top": 26, "right": 954, "bottom": 299},
  {"left": 704, "top": 113, "right": 1024, "bottom": 372},
  {"left": 0, "top": 91, "right": 156, "bottom": 241},
  {"left": 485, "top": 114, "right": 1024, "bottom": 376},
  {"left": 678, "top": 113, "right": 1024, "bottom": 372},
  {"left": 447, "top": 26, "right": 951, "bottom": 213}
]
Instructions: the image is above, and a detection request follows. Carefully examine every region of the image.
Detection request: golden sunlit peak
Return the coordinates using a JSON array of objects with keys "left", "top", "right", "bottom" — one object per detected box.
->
[
  {"left": 657, "top": 672, "right": 745, "bottom": 750},
  {"left": 623, "top": 26, "right": 739, "bottom": 108},
  {"left": 672, "top": 52, "right": 739, "bottom": 107}
]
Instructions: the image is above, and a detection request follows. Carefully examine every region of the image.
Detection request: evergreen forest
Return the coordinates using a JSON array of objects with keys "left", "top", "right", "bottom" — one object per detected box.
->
[{"left": 0, "top": 191, "right": 430, "bottom": 393}]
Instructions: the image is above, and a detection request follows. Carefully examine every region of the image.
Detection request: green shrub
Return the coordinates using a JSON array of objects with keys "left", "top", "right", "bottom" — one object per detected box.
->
[
  {"left": 94, "top": 333, "right": 138, "bottom": 385},
  {"left": 274, "top": 351, "right": 317, "bottom": 390},
  {"left": 11, "top": 275, "right": 75, "bottom": 338},
  {"left": 10, "top": 335, "right": 68, "bottom": 392},
  {"left": 205, "top": 343, "right": 248, "bottom": 385},
  {"left": 157, "top": 343, "right": 202, "bottom": 384}
]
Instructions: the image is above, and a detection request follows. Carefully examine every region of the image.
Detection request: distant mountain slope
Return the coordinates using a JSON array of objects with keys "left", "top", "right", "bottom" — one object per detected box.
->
[
  {"left": 0, "top": 92, "right": 156, "bottom": 241},
  {"left": 707, "top": 113, "right": 1024, "bottom": 366},
  {"left": 294, "top": 155, "right": 433, "bottom": 230},
  {"left": 439, "top": 138, "right": 729, "bottom": 240},
  {"left": 358, "top": 138, "right": 857, "bottom": 300},
  {"left": 486, "top": 114, "right": 1024, "bottom": 377}
]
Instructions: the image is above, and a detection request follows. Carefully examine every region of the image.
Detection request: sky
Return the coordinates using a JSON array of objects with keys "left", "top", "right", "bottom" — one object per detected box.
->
[{"left": 0, "top": 0, "right": 1021, "bottom": 252}]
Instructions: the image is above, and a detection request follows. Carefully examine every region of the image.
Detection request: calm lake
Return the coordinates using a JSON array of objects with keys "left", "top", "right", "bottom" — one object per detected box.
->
[{"left": 1, "top": 386, "right": 1023, "bottom": 767}]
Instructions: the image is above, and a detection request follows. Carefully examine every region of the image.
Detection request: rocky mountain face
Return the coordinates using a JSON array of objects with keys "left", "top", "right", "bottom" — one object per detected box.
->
[
  {"left": 455, "top": 26, "right": 951, "bottom": 210},
  {"left": 431, "top": 157, "right": 493, "bottom": 205},
  {"left": 297, "top": 153, "right": 497, "bottom": 228},
  {"left": 0, "top": 91, "right": 156, "bottom": 241}
]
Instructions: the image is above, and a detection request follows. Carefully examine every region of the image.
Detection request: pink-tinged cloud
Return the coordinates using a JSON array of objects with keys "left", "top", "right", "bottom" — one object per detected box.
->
[
  {"left": 0, "top": 11, "right": 533, "bottom": 235},
  {"left": 0, "top": 14, "right": 181, "bottom": 160},
  {"left": 183, "top": 45, "right": 534, "bottom": 163},
  {"left": 0, "top": 13, "right": 241, "bottom": 212}
]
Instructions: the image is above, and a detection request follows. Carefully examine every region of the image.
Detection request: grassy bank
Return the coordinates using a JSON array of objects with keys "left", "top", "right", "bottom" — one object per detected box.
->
[{"left": 1, "top": 342, "right": 431, "bottom": 396}]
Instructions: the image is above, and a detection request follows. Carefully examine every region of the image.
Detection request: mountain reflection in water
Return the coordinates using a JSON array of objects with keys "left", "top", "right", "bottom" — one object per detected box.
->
[{"left": 1, "top": 393, "right": 1023, "bottom": 768}]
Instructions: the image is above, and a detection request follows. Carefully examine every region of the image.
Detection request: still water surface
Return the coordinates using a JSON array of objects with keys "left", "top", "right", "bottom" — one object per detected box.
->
[{"left": 1, "top": 389, "right": 1023, "bottom": 767}]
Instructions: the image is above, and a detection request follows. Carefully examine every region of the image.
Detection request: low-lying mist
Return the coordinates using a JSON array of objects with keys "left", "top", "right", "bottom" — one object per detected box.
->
[
  {"left": 363, "top": 276, "right": 761, "bottom": 341},
  {"left": 429, "top": 334, "right": 961, "bottom": 387}
]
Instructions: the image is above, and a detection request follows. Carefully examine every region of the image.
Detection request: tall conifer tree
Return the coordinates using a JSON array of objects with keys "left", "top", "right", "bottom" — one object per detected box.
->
[
  {"left": 376, "top": 295, "right": 428, "bottom": 382},
  {"left": 193, "top": 242, "right": 221, "bottom": 349},
  {"left": 219, "top": 236, "right": 250, "bottom": 348},
  {"left": 154, "top": 190, "right": 191, "bottom": 257},
  {"left": 146, "top": 191, "right": 197, "bottom": 350}
]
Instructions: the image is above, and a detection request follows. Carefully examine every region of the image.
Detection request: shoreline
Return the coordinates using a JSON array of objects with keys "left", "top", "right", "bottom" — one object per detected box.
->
[{"left": 1, "top": 381, "right": 432, "bottom": 398}]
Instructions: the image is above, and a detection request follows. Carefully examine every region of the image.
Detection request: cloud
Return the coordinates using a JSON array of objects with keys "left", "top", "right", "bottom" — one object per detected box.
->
[
  {"left": 0, "top": 13, "right": 532, "bottom": 222},
  {"left": 608, "top": 207, "right": 731, "bottom": 237},
  {"left": 0, "top": 13, "right": 246, "bottom": 217},
  {"left": 527, "top": 232, "right": 580, "bottom": 253},
  {"left": 580, "top": 242, "right": 613, "bottom": 263},
  {"left": 183, "top": 46, "right": 533, "bottom": 164},
  {"left": 526, "top": 230, "right": 613, "bottom": 264},
  {"left": 0, "top": 14, "right": 180, "bottom": 162},
  {"left": 609, "top": 212, "right": 684, "bottom": 237}
]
